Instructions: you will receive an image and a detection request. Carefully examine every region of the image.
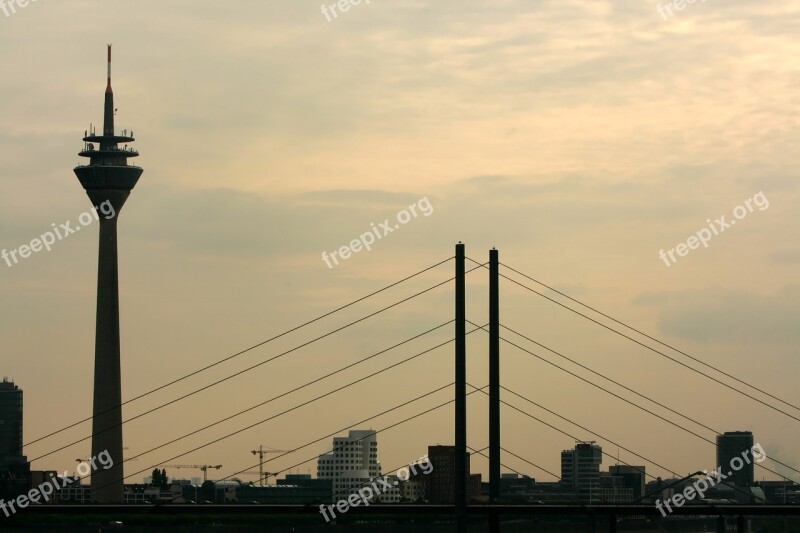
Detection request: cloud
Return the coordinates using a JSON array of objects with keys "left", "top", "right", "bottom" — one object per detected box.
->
[{"left": 635, "top": 286, "right": 800, "bottom": 344}]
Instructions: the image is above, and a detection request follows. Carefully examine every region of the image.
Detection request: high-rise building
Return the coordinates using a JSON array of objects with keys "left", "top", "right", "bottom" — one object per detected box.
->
[
  {"left": 0, "top": 378, "right": 24, "bottom": 471},
  {"left": 561, "top": 441, "right": 602, "bottom": 503},
  {"left": 73, "top": 46, "right": 143, "bottom": 503},
  {"left": 317, "top": 429, "right": 380, "bottom": 500},
  {"left": 425, "top": 445, "right": 471, "bottom": 504},
  {"left": 717, "top": 431, "right": 754, "bottom": 486},
  {"left": 0, "top": 378, "right": 30, "bottom": 500}
]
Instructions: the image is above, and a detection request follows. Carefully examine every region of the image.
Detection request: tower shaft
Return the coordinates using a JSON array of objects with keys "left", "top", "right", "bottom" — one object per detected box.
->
[{"left": 89, "top": 191, "right": 128, "bottom": 502}]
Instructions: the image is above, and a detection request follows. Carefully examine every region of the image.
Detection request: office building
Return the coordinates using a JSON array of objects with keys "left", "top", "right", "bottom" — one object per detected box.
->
[
  {"left": 317, "top": 429, "right": 380, "bottom": 500},
  {"left": 561, "top": 441, "right": 602, "bottom": 503},
  {"left": 0, "top": 378, "right": 29, "bottom": 500},
  {"left": 609, "top": 465, "right": 646, "bottom": 501},
  {"left": 717, "top": 431, "right": 754, "bottom": 486},
  {"left": 425, "top": 445, "right": 472, "bottom": 504}
]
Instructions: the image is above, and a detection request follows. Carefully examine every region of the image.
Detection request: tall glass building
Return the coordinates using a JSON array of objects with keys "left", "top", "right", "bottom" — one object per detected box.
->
[
  {"left": 0, "top": 378, "right": 29, "bottom": 500},
  {"left": 717, "top": 431, "right": 755, "bottom": 486},
  {"left": 0, "top": 378, "right": 25, "bottom": 471}
]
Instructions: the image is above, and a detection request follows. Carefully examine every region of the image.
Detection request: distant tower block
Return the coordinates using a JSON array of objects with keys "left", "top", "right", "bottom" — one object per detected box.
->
[{"left": 73, "top": 45, "right": 143, "bottom": 503}]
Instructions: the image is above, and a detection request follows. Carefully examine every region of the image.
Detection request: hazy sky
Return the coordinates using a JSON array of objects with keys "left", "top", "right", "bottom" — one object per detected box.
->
[{"left": 1, "top": 0, "right": 798, "bottom": 486}]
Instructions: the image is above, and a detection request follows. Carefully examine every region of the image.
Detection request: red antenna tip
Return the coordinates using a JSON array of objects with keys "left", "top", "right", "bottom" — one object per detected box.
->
[{"left": 105, "top": 44, "right": 113, "bottom": 92}]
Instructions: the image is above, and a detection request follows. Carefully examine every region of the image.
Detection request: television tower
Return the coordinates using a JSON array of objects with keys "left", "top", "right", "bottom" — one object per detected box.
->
[{"left": 73, "top": 45, "right": 143, "bottom": 503}]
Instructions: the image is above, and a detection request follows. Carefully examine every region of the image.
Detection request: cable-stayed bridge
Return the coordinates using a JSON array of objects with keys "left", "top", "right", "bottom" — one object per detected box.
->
[{"left": 12, "top": 244, "right": 800, "bottom": 532}]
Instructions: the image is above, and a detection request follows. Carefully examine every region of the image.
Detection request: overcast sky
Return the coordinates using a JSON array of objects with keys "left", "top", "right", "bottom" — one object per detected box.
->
[{"left": 1, "top": 0, "right": 798, "bottom": 485}]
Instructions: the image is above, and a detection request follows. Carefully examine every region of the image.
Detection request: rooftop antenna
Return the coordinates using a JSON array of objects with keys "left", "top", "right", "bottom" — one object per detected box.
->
[{"left": 106, "top": 44, "right": 112, "bottom": 92}]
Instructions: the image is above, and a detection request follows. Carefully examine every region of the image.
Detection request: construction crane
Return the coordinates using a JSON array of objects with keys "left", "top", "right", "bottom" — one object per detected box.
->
[
  {"left": 251, "top": 446, "right": 290, "bottom": 486},
  {"left": 160, "top": 464, "right": 222, "bottom": 482}
]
